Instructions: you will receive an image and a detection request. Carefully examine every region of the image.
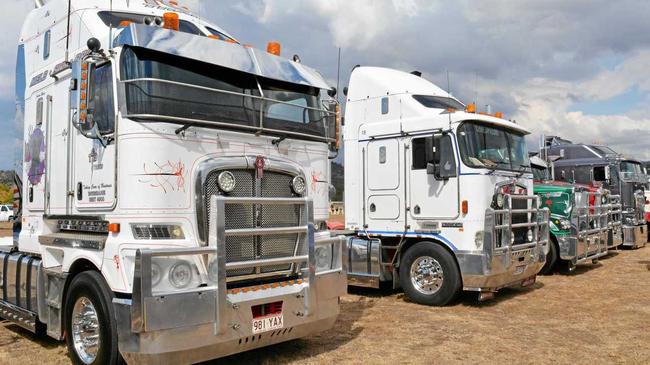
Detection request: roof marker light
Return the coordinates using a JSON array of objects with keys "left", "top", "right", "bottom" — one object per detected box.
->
[
  {"left": 466, "top": 103, "right": 476, "bottom": 113},
  {"left": 494, "top": 112, "right": 503, "bottom": 118},
  {"left": 267, "top": 41, "right": 281, "bottom": 56},
  {"left": 163, "top": 12, "right": 180, "bottom": 31}
]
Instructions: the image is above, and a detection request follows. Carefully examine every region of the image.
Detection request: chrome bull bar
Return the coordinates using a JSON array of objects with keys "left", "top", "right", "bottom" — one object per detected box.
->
[
  {"left": 492, "top": 194, "right": 549, "bottom": 267},
  {"left": 572, "top": 191, "right": 609, "bottom": 261},
  {"left": 131, "top": 195, "right": 319, "bottom": 334}
]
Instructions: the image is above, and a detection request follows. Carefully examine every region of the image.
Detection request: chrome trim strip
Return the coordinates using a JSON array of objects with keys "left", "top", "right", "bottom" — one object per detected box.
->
[
  {"left": 225, "top": 255, "right": 309, "bottom": 270},
  {"left": 225, "top": 226, "right": 308, "bottom": 237}
]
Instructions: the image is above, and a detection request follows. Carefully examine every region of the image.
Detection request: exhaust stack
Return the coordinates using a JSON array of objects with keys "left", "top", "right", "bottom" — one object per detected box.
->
[{"left": 34, "top": 0, "right": 45, "bottom": 8}]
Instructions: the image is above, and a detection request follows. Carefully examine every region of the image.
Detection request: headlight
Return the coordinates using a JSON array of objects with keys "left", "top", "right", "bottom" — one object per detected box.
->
[
  {"left": 207, "top": 258, "right": 219, "bottom": 283},
  {"left": 526, "top": 229, "right": 534, "bottom": 242},
  {"left": 169, "top": 260, "right": 194, "bottom": 288},
  {"left": 151, "top": 262, "right": 163, "bottom": 287},
  {"left": 149, "top": 257, "right": 201, "bottom": 293},
  {"left": 292, "top": 176, "right": 306, "bottom": 195},
  {"left": 601, "top": 196, "right": 607, "bottom": 204},
  {"left": 218, "top": 171, "right": 237, "bottom": 193},
  {"left": 495, "top": 193, "right": 505, "bottom": 208},
  {"left": 315, "top": 244, "right": 333, "bottom": 272},
  {"left": 559, "top": 219, "right": 572, "bottom": 230}
]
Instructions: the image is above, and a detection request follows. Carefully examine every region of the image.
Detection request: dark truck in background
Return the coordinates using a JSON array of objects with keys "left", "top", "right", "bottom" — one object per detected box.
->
[{"left": 543, "top": 137, "right": 646, "bottom": 248}]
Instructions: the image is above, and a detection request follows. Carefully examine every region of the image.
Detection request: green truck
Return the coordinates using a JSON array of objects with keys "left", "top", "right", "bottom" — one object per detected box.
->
[{"left": 531, "top": 158, "right": 612, "bottom": 274}]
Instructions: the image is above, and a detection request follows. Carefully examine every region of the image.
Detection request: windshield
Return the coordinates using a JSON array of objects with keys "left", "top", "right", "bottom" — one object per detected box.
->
[
  {"left": 532, "top": 165, "right": 551, "bottom": 181},
  {"left": 620, "top": 161, "right": 644, "bottom": 181},
  {"left": 413, "top": 95, "right": 465, "bottom": 110},
  {"left": 120, "top": 46, "right": 332, "bottom": 140},
  {"left": 458, "top": 122, "right": 531, "bottom": 172}
]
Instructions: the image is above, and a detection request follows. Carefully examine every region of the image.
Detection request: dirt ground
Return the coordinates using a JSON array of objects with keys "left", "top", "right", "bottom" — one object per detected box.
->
[{"left": 1, "top": 222, "right": 649, "bottom": 364}]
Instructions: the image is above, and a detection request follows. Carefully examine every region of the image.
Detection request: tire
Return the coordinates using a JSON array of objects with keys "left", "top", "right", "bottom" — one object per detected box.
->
[
  {"left": 399, "top": 242, "right": 461, "bottom": 306},
  {"left": 64, "top": 271, "right": 121, "bottom": 365},
  {"left": 539, "top": 237, "right": 558, "bottom": 275}
]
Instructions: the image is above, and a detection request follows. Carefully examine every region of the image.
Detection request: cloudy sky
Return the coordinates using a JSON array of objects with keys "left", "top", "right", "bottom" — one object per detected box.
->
[{"left": 2, "top": 0, "right": 650, "bottom": 169}]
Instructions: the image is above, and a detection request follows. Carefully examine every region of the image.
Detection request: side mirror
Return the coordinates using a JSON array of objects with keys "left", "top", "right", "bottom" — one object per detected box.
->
[
  {"left": 70, "top": 59, "right": 107, "bottom": 143},
  {"left": 426, "top": 135, "right": 457, "bottom": 181}
]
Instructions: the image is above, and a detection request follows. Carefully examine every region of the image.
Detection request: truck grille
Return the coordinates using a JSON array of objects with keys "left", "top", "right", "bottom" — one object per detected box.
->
[{"left": 203, "top": 169, "right": 302, "bottom": 279}]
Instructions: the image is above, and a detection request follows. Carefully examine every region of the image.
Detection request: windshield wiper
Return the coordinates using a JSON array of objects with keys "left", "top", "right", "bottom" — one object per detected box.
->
[
  {"left": 272, "top": 135, "right": 287, "bottom": 146},
  {"left": 175, "top": 123, "right": 194, "bottom": 136}
]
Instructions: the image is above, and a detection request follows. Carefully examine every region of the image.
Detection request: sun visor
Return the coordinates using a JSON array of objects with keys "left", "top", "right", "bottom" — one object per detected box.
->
[{"left": 113, "top": 24, "right": 330, "bottom": 89}]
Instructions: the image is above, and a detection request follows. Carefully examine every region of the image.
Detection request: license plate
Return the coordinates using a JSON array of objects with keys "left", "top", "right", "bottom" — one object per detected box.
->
[
  {"left": 252, "top": 313, "right": 283, "bottom": 334},
  {"left": 514, "top": 265, "right": 527, "bottom": 275},
  {"left": 521, "top": 276, "right": 536, "bottom": 287}
]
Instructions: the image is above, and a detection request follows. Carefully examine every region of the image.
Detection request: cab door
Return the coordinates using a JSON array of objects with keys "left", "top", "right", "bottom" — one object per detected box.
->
[
  {"left": 72, "top": 60, "right": 117, "bottom": 211},
  {"left": 363, "top": 138, "right": 404, "bottom": 230},
  {"left": 408, "top": 134, "right": 459, "bottom": 219}
]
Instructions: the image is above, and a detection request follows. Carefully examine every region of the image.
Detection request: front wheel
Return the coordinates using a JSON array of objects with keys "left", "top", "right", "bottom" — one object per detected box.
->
[
  {"left": 399, "top": 242, "right": 461, "bottom": 306},
  {"left": 64, "top": 271, "right": 121, "bottom": 365}
]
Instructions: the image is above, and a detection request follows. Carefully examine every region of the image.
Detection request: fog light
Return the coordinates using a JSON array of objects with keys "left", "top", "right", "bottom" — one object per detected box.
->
[
  {"left": 601, "top": 196, "right": 607, "bottom": 204},
  {"left": 218, "top": 171, "right": 237, "bottom": 193},
  {"left": 315, "top": 245, "right": 333, "bottom": 272},
  {"left": 151, "top": 262, "right": 162, "bottom": 287},
  {"left": 169, "top": 261, "right": 193, "bottom": 288},
  {"left": 292, "top": 176, "right": 306, "bottom": 195},
  {"left": 527, "top": 229, "right": 534, "bottom": 242}
]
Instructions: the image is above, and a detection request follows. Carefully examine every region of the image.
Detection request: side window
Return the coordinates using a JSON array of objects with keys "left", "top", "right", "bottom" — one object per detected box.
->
[
  {"left": 593, "top": 166, "right": 606, "bottom": 181},
  {"left": 381, "top": 97, "right": 389, "bottom": 115},
  {"left": 412, "top": 136, "right": 433, "bottom": 170},
  {"left": 43, "top": 30, "right": 51, "bottom": 60},
  {"left": 86, "top": 63, "right": 115, "bottom": 134},
  {"left": 36, "top": 97, "right": 44, "bottom": 125},
  {"left": 411, "top": 134, "right": 457, "bottom": 177},
  {"left": 1, "top": 206, "right": 6, "bottom": 212},
  {"left": 179, "top": 20, "right": 202, "bottom": 35}
]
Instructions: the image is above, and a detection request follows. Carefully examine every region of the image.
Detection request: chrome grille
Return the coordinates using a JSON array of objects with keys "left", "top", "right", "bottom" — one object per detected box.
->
[{"left": 203, "top": 169, "right": 301, "bottom": 279}]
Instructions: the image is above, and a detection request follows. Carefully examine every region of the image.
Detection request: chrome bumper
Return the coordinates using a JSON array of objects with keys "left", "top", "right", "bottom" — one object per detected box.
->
[
  {"left": 556, "top": 230, "right": 608, "bottom": 264},
  {"left": 461, "top": 194, "right": 549, "bottom": 291},
  {"left": 607, "top": 224, "right": 623, "bottom": 249},
  {"left": 113, "top": 196, "right": 346, "bottom": 364},
  {"left": 622, "top": 224, "right": 646, "bottom": 248}
]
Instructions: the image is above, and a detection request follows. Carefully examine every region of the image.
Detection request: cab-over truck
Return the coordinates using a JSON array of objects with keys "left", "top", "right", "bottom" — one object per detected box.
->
[
  {"left": 344, "top": 67, "right": 549, "bottom": 306},
  {"left": 1, "top": 1, "right": 346, "bottom": 363}
]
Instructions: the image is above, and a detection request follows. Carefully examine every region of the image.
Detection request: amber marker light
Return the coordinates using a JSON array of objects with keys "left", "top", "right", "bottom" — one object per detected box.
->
[
  {"left": 267, "top": 41, "right": 281, "bottom": 56},
  {"left": 462, "top": 200, "right": 469, "bottom": 215},
  {"left": 466, "top": 103, "right": 476, "bottom": 113},
  {"left": 108, "top": 223, "right": 120, "bottom": 233},
  {"left": 163, "top": 12, "right": 180, "bottom": 31},
  {"left": 494, "top": 112, "right": 503, "bottom": 118}
]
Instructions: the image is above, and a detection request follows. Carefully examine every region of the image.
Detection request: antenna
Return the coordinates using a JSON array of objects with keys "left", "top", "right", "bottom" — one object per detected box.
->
[
  {"left": 336, "top": 47, "right": 341, "bottom": 103},
  {"left": 447, "top": 70, "right": 452, "bottom": 128},
  {"left": 109, "top": 0, "right": 113, "bottom": 51},
  {"left": 64, "top": 0, "right": 72, "bottom": 62}
]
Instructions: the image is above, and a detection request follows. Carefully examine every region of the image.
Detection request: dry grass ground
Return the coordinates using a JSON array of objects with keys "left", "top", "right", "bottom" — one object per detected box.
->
[{"left": 1, "top": 223, "right": 648, "bottom": 364}]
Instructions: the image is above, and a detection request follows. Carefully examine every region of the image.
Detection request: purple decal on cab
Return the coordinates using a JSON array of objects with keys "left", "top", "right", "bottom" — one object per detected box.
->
[{"left": 25, "top": 126, "right": 46, "bottom": 185}]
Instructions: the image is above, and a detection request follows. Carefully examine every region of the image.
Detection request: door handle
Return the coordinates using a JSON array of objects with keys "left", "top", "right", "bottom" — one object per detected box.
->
[{"left": 77, "top": 182, "right": 83, "bottom": 201}]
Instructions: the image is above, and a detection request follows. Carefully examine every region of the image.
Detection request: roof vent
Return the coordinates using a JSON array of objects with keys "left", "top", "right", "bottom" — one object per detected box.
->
[{"left": 411, "top": 71, "right": 422, "bottom": 77}]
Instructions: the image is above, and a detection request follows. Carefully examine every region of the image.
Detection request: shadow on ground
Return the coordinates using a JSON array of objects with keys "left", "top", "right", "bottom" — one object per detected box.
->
[{"left": 210, "top": 297, "right": 374, "bottom": 365}]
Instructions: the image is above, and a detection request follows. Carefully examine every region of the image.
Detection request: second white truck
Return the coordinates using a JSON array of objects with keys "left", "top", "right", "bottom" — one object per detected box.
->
[{"left": 344, "top": 67, "right": 549, "bottom": 305}]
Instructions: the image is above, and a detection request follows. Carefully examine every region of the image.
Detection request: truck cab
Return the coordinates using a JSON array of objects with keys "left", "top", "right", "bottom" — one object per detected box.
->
[
  {"left": 530, "top": 157, "right": 612, "bottom": 274},
  {"left": 545, "top": 137, "right": 646, "bottom": 248},
  {"left": 344, "top": 67, "right": 548, "bottom": 306},
  {"left": 3, "top": 1, "right": 346, "bottom": 363}
]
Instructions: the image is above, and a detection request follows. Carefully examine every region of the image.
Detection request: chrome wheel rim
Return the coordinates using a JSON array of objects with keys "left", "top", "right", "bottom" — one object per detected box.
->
[
  {"left": 71, "top": 296, "right": 101, "bottom": 364},
  {"left": 410, "top": 256, "right": 444, "bottom": 295}
]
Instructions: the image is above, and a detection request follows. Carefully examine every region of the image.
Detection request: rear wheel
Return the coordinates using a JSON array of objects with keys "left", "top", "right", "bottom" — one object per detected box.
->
[
  {"left": 64, "top": 271, "right": 121, "bottom": 365},
  {"left": 539, "top": 237, "right": 558, "bottom": 275},
  {"left": 399, "top": 242, "right": 461, "bottom": 306}
]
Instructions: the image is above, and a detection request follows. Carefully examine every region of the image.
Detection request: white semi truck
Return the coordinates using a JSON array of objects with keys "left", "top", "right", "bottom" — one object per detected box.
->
[
  {"left": 3, "top": 1, "right": 346, "bottom": 364},
  {"left": 344, "top": 67, "right": 549, "bottom": 305}
]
